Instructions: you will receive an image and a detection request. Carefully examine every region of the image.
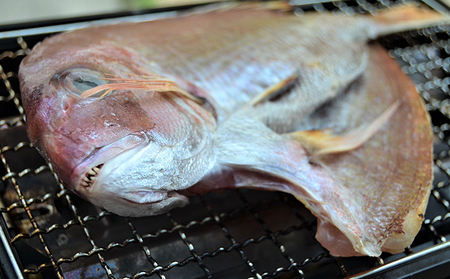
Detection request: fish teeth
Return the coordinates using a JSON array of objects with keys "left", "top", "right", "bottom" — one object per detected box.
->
[{"left": 80, "top": 164, "right": 103, "bottom": 188}]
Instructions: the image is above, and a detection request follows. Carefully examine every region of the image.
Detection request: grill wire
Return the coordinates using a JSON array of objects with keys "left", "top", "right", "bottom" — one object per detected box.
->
[{"left": 1, "top": 0, "right": 450, "bottom": 278}]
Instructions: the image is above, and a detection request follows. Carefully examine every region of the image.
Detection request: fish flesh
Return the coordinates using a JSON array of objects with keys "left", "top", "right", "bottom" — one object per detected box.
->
[{"left": 19, "top": 3, "right": 441, "bottom": 256}]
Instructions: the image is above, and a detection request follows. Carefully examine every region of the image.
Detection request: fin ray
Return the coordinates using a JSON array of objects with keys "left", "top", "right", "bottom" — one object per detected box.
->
[
  {"left": 249, "top": 74, "right": 299, "bottom": 106},
  {"left": 290, "top": 101, "right": 399, "bottom": 157},
  {"left": 374, "top": 4, "right": 450, "bottom": 36}
]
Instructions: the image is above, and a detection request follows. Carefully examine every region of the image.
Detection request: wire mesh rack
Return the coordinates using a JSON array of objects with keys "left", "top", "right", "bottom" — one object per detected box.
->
[{"left": 1, "top": 0, "right": 450, "bottom": 278}]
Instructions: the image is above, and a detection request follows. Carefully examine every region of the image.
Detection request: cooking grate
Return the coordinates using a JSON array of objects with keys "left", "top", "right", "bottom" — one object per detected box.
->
[{"left": 1, "top": 1, "right": 450, "bottom": 278}]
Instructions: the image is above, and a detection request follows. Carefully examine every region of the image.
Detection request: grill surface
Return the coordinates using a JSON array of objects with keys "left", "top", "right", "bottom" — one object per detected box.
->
[{"left": 2, "top": 1, "right": 450, "bottom": 278}]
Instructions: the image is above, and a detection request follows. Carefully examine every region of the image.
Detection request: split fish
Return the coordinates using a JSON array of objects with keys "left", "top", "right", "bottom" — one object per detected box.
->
[{"left": 19, "top": 3, "right": 442, "bottom": 256}]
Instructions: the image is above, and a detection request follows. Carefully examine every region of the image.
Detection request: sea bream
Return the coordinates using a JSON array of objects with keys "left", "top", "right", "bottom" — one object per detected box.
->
[{"left": 19, "top": 3, "right": 442, "bottom": 256}]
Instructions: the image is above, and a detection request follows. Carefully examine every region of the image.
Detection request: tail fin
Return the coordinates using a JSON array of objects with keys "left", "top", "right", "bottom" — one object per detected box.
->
[{"left": 373, "top": 4, "right": 450, "bottom": 36}]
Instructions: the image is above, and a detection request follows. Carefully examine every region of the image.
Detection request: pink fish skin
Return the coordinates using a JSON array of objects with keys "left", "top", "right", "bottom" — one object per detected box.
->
[
  {"left": 21, "top": 44, "right": 217, "bottom": 214},
  {"left": 19, "top": 4, "right": 439, "bottom": 256}
]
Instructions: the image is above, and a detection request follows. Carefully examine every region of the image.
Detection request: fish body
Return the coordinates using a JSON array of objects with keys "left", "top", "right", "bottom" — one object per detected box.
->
[{"left": 19, "top": 3, "right": 439, "bottom": 256}]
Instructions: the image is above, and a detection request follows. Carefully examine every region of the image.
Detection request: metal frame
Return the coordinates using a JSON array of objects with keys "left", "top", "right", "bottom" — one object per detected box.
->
[{"left": 1, "top": 1, "right": 450, "bottom": 278}]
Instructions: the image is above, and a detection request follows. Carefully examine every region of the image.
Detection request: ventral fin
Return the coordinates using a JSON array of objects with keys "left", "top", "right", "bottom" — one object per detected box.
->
[{"left": 290, "top": 101, "right": 399, "bottom": 158}]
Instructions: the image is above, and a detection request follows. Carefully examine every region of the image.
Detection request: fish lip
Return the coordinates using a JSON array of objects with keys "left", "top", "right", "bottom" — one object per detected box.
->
[
  {"left": 121, "top": 190, "right": 168, "bottom": 205},
  {"left": 100, "top": 190, "right": 189, "bottom": 217},
  {"left": 122, "top": 198, "right": 161, "bottom": 205},
  {"left": 70, "top": 132, "right": 149, "bottom": 191}
]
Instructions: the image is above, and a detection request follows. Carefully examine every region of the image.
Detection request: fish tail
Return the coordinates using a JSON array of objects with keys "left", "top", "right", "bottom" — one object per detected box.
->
[{"left": 373, "top": 3, "right": 450, "bottom": 36}]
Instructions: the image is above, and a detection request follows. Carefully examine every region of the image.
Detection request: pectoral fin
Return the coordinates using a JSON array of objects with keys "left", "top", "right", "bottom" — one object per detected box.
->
[
  {"left": 81, "top": 75, "right": 205, "bottom": 104},
  {"left": 290, "top": 101, "right": 399, "bottom": 157},
  {"left": 249, "top": 74, "right": 299, "bottom": 106}
]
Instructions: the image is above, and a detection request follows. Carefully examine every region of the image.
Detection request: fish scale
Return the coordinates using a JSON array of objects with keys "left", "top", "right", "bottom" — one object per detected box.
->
[
  {"left": 18, "top": 3, "right": 444, "bottom": 257},
  {"left": 130, "top": 10, "right": 371, "bottom": 126}
]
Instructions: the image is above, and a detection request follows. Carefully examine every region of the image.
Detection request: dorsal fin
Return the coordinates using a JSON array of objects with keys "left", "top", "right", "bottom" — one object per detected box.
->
[
  {"left": 371, "top": 3, "right": 450, "bottom": 36},
  {"left": 181, "top": 1, "right": 293, "bottom": 17},
  {"left": 231, "top": 1, "right": 293, "bottom": 12}
]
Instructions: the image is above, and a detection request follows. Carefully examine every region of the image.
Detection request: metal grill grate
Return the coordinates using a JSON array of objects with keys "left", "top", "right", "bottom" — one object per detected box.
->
[{"left": 1, "top": 1, "right": 450, "bottom": 278}]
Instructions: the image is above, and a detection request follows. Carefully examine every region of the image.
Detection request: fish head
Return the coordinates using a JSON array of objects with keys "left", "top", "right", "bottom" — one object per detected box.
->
[{"left": 19, "top": 39, "right": 217, "bottom": 216}]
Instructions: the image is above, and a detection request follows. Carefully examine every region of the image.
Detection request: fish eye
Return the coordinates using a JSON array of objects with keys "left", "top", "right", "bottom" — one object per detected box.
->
[{"left": 53, "top": 67, "right": 108, "bottom": 97}]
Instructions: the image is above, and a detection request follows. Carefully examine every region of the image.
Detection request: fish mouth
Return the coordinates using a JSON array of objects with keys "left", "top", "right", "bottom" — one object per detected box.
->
[
  {"left": 80, "top": 164, "right": 104, "bottom": 188},
  {"left": 72, "top": 132, "right": 148, "bottom": 191}
]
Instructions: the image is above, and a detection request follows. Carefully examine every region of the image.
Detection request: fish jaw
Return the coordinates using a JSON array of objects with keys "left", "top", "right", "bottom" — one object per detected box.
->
[
  {"left": 76, "top": 140, "right": 192, "bottom": 217},
  {"left": 75, "top": 138, "right": 194, "bottom": 217},
  {"left": 69, "top": 132, "right": 149, "bottom": 192},
  {"left": 31, "top": 86, "right": 217, "bottom": 216},
  {"left": 75, "top": 118, "right": 217, "bottom": 217},
  {"left": 96, "top": 189, "right": 189, "bottom": 217}
]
